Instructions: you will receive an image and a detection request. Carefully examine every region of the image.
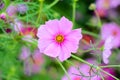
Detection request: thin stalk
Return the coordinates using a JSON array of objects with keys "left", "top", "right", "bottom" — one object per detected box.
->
[
  {"left": 94, "top": 10, "right": 102, "bottom": 28},
  {"left": 46, "top": 0, "right": 59, "bottom": 9},
  {"left": 72, "top": 0, "right": 78, "bottom": 27},
  {"left": 36, "top": 0, "right": 44, "bottom": 24},
  {"left": 100, "top": 65, "right": 120, "bottom": 68},
  {"left": 82, "top": 29, "right": 99, "bottom": 38},
  {"left": 56, "top": 58, "right": 71, "bottom": 80},
  {"left": 99, "top": 68, "right": 119, "bottom": 80}
]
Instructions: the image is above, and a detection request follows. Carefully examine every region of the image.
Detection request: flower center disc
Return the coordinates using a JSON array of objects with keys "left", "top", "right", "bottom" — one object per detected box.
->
[
  {"left": 55, "top": 35, "right": 64, "bottom": 43},
  {"left": 112, "top": 30, "right": 117, "bottom": 36}
]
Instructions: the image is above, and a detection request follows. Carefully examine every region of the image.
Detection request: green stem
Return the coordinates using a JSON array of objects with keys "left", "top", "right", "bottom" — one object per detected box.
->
[
  {"left": 72, "top": 0, "right": 77, "bottom": 27},
  {"left": 94, "top": 10, "right": 102, "bottom": 28},
  {"left": 71, "top": 54, "right": 120, "bottom": 80},
  {"left": 3, "top": 0, "right": 10, "bottom": 10},
  {"left": 100, "top": 65, "right": 120, "bottom": 68},
  {"left": 71, "top": 54, "right": 98, "bottom": 68},
  {"left": 99, "top": 68, "right": 119, "bottom": 80},
  {"left": 46, "top": 0, "right": 59, "bottom": 9},
  {"left": 82, "top": 29, "right": 99, "bottom": 38},
  {"left": 56, "top": 58, "right": 71, "bottom": 80},
  {"left": 36, "top": 0, "right": 44, "bottom": 24}
]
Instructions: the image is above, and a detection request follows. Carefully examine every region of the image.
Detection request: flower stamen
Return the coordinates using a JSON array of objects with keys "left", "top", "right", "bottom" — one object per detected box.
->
[{"left": 55, "top": 34, "right": 64, "bottom": 43}]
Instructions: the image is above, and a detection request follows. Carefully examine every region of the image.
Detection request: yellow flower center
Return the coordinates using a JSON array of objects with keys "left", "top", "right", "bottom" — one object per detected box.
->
[{"left": 55, "top": 35, "right": 64, "bottom": 43}]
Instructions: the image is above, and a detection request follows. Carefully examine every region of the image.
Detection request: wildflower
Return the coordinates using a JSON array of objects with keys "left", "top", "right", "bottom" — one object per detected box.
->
[
  {"left": 0, "top": 13, "right": 6, "bottom": 21},
  {"left": 101, "top": 23, "right": 120, "bottom": 48},
  {"left": 102, "top": 36, "right": 113, "bottom": 64},
  {"left": 19, "top": 47, "right": 44, "bottom": 76},
  {"left": 20, "top": 26, "right": 37, "bottom": 42},
  {"left": 17, "top": 4, "right": 28, "bottom": 14},
  {"left": 0, "top": 1, "right": 4, "bottom": 10},
  {"left": 6, "top": 5, "right": 17, "bottom": 16},
  {"left": 96, "top": 0, "right": 120, "bottom": 17},
  {"left": 37, "top": 16, "right": 82, "bottom": 61},
  {"left": 62, "top": 59, "right": 115, "bottom": 80}
]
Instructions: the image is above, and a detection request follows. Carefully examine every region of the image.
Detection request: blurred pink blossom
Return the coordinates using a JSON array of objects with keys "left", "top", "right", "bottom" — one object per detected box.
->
[
  {"left": 62, "top": 59, "right": 115, "bottom": 80},
  {"left": 6, "top": 5, "right": 17, "bottom": 16},
  {"left": 0, "top": 13, "right": 6, "bottom": 21},
  {"left": 96, "top": 0, "right": 120, "bottom": 17},
  {"left": 102, "top": 36, "right": 113, "bottom": 64},
  {"left": 37, "top": 16, "right": 82, "bottom": 62},
  {"left": 17, "top": 4, "right": 28, "bottom": 14},
  {"left": 101, "top": 23, "right": 120, "bottom": 48},
  {"left": 20, "top": 47, "right": 44, "bottom": 76}
]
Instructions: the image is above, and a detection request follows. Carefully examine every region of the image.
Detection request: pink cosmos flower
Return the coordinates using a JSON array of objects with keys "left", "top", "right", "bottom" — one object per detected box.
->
[
  {"left": 102, "top": 36, "right": 113, "bottom": 64},
  {"left": 37, "top": 16, "right": 82, "bottom": 62},
  {"left": 62, "top": 59, "right": 115, "bottom": 80},
  {"left": 96, "top": 0, "right": 120, "bottom": 17},
  {"left": 12, "top": 20, "right": 37, "bottom": 42},
  {"left": 101, "top": 23, "right": 120, "bottom": 48},
  {"left": 19, "top": 47, "right": 44, "bottom": 76}
]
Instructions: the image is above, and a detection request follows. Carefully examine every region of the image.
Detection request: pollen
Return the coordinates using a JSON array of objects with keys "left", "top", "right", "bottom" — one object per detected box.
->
[{"left": 55, "top": 34, "right": 64, "bottom": 43}]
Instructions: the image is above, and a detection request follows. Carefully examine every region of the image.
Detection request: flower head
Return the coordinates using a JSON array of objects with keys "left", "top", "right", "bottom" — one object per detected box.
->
[
  {"left": 20, "top": 47, "right": 44, "bottom": 76},
  {"left": 62, "top": 59, "right": 100, "bottom": 80},
  {"left": 6, "top": 5, "right": 17, "bottom": 16},
  {"left": 101, "top": 23, "right": 120, "bottom": 48},
  {"left": 0, "top": 2, "right": 4, "bottom": 10},
  {"left": 17, "top": 4, "right": 28, "bottom": 14},
  {"left": 62, "top": 59, "right": 115, "bottom": 80},
  {"left": 96, "top": 0, "right": 120, "bottom": 17},
  {"left": 37, "top": 16, "right": 82, "bottom": 61},
  {"left": 0, "top": 13, "right": 6, "bottom": 21}
]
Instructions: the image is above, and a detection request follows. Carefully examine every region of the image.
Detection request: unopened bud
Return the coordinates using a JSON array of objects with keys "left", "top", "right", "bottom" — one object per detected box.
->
[{"left": 89, "top": 3, "right": 96, "bottom": 10}]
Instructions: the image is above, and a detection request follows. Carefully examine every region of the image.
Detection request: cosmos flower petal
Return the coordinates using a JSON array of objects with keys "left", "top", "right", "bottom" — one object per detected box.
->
[
  {"left": 59, "top": 16, "right": 73, "bottom": 34},
  {"left": 66, "top": 28, "right": 82, "bottom": 42},
  {"left": 44, "top": 43, "right": 60, "bottom": 57},
  {"left": 63, "top": 40, "right": 78, "bottom": 53},
  {"left": 58, "top": 45, "right": 71, "bottom": 62},
  {"left": 101, "top": 23, "right": 120, "bottom": 48},
  {"left": 103, "top": 49, "right": 112, "bottom": 64},
  {"left": 38, "top": 39, "right": 53, "bottom": 52},
  {"left": 37, "top": 25, "right": 52, "bottom": 39},
  {"left": 104, "top": 36, "right": 113, "bottom": 49},
  {"left": 45, "top": 19, "right": 60, "bottom": 34}
]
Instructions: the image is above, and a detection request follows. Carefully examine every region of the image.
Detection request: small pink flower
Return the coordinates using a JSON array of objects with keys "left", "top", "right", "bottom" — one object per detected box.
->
[
  {"left": 6, "top": 5, "right": 17, "bottom": 16},
  {"left": 62, "top": 59, "right": 100, "bottom": 80},
  {"left": 0, "top": 13, "right": 6, "bottom": 21},
  {"left": 17, "top": 4, "right": 28, "bottom": 14},
  {"left": 37, "top": 16, "right": 82, "bottom": 61},
  {"left": 102, "top": 36, "right": 113, "bottom": 64},
  {"left": 62, "top": 59, "right": 115, "bottom": 80},
  {"left": 19, "top": 47, "right": 44, "bottom": 76},
  {"left": 101, "top": 23, "right": 120, "bottom": 48},
  {"left": 96, "top": 0, "right": 120, "bottom": 17},
  {"left": 19, "top": 46, "right": 31, "bottom": 60}
]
